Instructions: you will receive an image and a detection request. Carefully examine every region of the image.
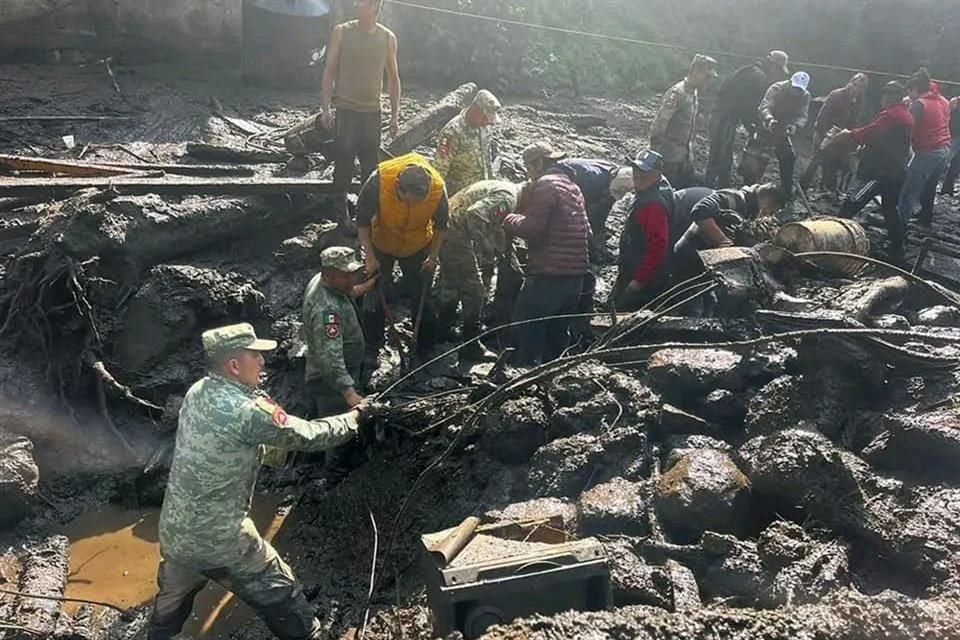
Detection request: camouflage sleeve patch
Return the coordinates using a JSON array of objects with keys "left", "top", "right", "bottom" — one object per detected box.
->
[
  {"left": 324, "top": 312, "right": 341, "bottom": 339},
  {"left": 437, "top": 133, "right": 453, "bottom": 159},
  {"left": 254, "top": 397, "right": 288, "bottom": 427}
]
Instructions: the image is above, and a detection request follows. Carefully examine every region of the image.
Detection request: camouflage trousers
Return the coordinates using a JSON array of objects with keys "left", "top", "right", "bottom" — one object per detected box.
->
[
  {"left": 148, "top": 536, "right": 320, "bottom": 640},
  {"left": 437, "top": 233, "right": 485, "bottom": 327}
]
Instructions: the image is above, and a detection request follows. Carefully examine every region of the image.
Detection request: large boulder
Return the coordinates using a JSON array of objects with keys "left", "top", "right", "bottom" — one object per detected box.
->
[
  {"left": 744, "top": 371, "right": 860, "bottom": 439},
  {"left": 916, "top": 305, "right": 960, "bottom": 327},
  {"left": 547, "top": 362, "right": 660, "bottom": 437},
  {"left": 862, "top": 409, "right": 960, "bottom": 483},
  {"left": 655, "top": 449, "right": 750, "bottom": 542},
  {"left": 757, "top": 521, "right": 850, "bottom": 607},
  {"left": 899, "top": 488, "right": 960, "bottom": 595},
  {"left": 698, "top": 531, "right": 766, "bottom": 602},
  {"left": 527, "top": 433, "right": 605, "bottom": 498},
  {"left": 603, "top": 541, "right": 701, "bottom": 611},
  {"left": 646, "top": 348, "right": 746, "bottom": 400},
  {"left": 578, "top": 477, "right": 648, "bottom": 536},
  {"left": 0, "top": 427, "right": 39, "bottom": 527},
  {"left": 480, "top": 396, "right": 549, "bottom": 464}
]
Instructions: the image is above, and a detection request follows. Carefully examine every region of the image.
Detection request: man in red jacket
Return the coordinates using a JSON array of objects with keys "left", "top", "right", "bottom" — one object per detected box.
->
[
  {"left": 502, "top": 141, "right": 590, "bottom": 366},
  {"left": 899, "top": 68, "right": 952, "bottom": 226},
  {"left": 614, "top": 149, "right": 676, "bottom": 310}
]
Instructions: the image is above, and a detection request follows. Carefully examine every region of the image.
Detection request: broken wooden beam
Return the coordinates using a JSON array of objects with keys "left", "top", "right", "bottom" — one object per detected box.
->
[
  {"left": 387, "top": 82, "right": 478, "bottom": 156},
  {"left": 98, "top": 161, "right": 256, "bottom": 177},
  {"left": 0, "top": 175, "right": 358, "bottom": 198},
  {"left": 0, "top": 154, "right": 137, "bottom": 178},
  {"left": 0, "top": 115, "right": 132, "bottom": 123}
]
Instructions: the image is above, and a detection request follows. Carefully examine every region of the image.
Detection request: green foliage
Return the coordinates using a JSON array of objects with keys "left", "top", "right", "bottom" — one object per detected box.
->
[{"left": 383, "top": 0, "right": 959, "bottom": 97}]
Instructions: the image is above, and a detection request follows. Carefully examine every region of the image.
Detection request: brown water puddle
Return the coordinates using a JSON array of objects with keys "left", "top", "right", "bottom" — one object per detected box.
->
[{"left": 60, "top": 495, "right": 295, "bottom": 638}]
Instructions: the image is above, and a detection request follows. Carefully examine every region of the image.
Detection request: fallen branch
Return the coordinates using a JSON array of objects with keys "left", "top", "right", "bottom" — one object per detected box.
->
[{"left": 83, "top": 352, "right": 162, "bottom": 412}]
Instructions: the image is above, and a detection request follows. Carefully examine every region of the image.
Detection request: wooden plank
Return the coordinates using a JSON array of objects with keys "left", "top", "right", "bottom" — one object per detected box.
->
[
  {"left": 0, "top": 154, "right": 137, "bottom": 178},
  {"left": 0, "top": 176, "right": 357, "bottom": 198},
  {"left": 186, "top": 142, "right": 288, "bottom": 164},
  {"left": 98, "top": 161, "right": 256, "bottom": 177},
  {"left": 0, "top": 115, "right": 132, "bottom": 123},
  {"left": 387, "top": 82, "right": 478, "bottom": 157}
]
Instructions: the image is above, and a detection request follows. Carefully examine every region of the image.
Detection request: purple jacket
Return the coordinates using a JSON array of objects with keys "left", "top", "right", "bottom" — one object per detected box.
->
[{"left": 504, "top": 167, "right": 590, "bottom": 276}]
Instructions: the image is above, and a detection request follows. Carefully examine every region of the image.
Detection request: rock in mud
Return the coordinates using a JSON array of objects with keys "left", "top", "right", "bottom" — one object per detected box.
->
[
  {"left": 274, "top": 221, "right": 342, "bottom": 269},
  {"left": 577, "top": 477, "right": 648, "bottom": 536},
  {"left": 485, "top": 498, "right": 578, "bottom": 533},
  {"left": 872, "top": 314, "right": 911, "bottom": 330},
  {"left": 699, "top": 531, "right": 766, "bottom": 602},
  {"left": 862, "top": 408, "right": 960, "bottom": 483},
  {"left": 0, "top": 427, "right": 39, "bottom": 527},
  {"left": 655, "top": 449, "right": 750, "bottom": 542},
  {"left": 603, "top": 541, "right": 700, "bottom": 611},
  {"left": 757, "top": 521, "right": 811, "bottom": 569},
  {"left": 744, "top": 370, "right": 860, "bottom": 439},
  {"left": 547, "top": 361, "right": 660, "bottom": 434},
  {"left": 595, "top": 425, "right": 649, "bottom": 483},
  {"left": 15, "top": 535, "right": 70, "bottom": 635},
  {"left": 527, "top": 433, "right": 605, "bottom": 498},
  {"left": 646, "top": 348, "right": 745, "bottom": 400},
  {"left": 699, "top": 388, "right": 747, "bottom": 426},
  {"left": 899, "top": 488, "right": 960, "bottom": 595},
  {"left": 477, "top": 590, "right": 960, "bottom": 639},
  {"left": 757, "top": 521, "right": 850, "bottom": 606},
  {"left": 663, "top": 435, "right": 733, "bottom": 469},
  {"left": 480, "top": 396, "right": 549, "bottom": 464},
  {"left": 110, "top": 264, "right": 265, "bottom": 392},
  {"left": 916, "top": 305, "right": 960, "bottom": 327}
]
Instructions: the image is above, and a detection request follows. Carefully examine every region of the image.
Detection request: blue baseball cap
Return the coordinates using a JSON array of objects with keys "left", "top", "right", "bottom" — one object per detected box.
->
[{"left": 627, "top": 149, "right": 664, "bottom": 173}]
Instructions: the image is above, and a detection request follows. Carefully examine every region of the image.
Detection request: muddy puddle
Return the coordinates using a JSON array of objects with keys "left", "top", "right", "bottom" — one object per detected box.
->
[{"left": 60, "top": 494, "right": 296, "bottom": 638}]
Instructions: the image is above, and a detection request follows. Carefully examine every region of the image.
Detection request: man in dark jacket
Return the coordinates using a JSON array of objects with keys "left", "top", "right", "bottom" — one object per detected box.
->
[
  {"left": 502, "top": 141, "right": 590, "bottom": 366},
  {"left": 832, "top": 81, "right": 914, "bottom": 256},
  {"left": 706, "top": 50, "right": 790, "bottom": 187},
  {"left": 740, "top": 71, "right": 812, "bottom": 201},
  {"left": 558, "top": 157, "right": 619, "bottom": 262},
  {"left": 803, "top": 73, "right": 868, "bottom": 191},
  {"left": 614, "top": 149, "right": 676, "bottom": 310}
]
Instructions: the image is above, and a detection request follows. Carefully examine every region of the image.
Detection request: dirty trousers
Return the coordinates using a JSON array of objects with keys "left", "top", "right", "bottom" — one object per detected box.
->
[
  {"left": 363, "top": 245, "right": 438, "bottom": 352},
  {"left": 840, "top": 178, "right": 904, "bottom": 252},
  {"left": 148, "top": 540, "right": 319, "bottom": 640},
  {"left": 512, "top": 274, "right": 583, "bottom": 366},
  {"left": 436, "top": 233, "right": 485, "bottom": 328},
  {"left": 898, "top": 146, "right": 950, "bottom": 225},
  {"left": 706, "top": 110, "right": 752, "bottom": 188},
  {"left": 332, "top": 108, "right": 381, "bottom": 190}
]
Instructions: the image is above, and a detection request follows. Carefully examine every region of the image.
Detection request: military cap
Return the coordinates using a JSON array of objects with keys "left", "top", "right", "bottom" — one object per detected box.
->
[
  {"left": 472, "top": 89, "right": 502, "bottom": 124},
  {"left": 627, "top": 149, "right": 664, "bottom": 173},
  {"left": 691, "top": 54, "right": 719, "bottom": 77},
  {"left": 522, "top": 141, "right": 567, "bottom": 166},
  {"left": 321, "top": 246, "right": 363, "bottom": 272},
  {"left": 202, "top": 322, "right": 277, "bottom": 356}
]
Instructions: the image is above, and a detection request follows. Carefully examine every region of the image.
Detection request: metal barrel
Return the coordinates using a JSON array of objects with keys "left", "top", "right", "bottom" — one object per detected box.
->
[{"left": 773, "top": 217, "right": 870, "bottom": 276}]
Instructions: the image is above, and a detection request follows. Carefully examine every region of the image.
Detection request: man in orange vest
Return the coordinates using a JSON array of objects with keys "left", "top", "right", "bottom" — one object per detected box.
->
[{"left": 357, "top": 152, "right": 449, "bottom": 356}]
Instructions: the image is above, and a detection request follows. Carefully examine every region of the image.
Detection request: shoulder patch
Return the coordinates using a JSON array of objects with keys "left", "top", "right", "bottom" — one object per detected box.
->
[
  {"left": 254, "top": 397, "right": 288, "bottom": 427},
  {"left": 324, "top": 313, "right": 341, "bottom": 339}
]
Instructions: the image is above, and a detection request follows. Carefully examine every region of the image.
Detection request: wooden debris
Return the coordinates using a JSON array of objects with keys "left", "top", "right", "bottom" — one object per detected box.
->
[
  {"left": 387, "top": 82, "right": 478, "bottom": 156},
  {"left": 0, "top": 116, "right": 132, "bottom": 123},
  {"left": 97, "top": 161, "right": 256, "bottom": 177},
  {"left": 0, "top": 154, "right": 137, "bottom": 178},
  {"left": 0, "top": 175, "right": 354, "bottom": 198}
]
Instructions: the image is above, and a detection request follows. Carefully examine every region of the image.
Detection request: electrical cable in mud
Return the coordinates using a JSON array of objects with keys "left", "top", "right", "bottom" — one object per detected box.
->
[
  {"left": 384, "top": 0, "right": 960, "bottom": 88},
  {"left": 358, "top": 508, "right": 379, "bottom": 640}
]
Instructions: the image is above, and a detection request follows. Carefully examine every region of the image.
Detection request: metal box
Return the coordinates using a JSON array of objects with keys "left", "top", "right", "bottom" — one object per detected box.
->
[{"left": 420, "top": 517, "right": 612, "bottom": 639}]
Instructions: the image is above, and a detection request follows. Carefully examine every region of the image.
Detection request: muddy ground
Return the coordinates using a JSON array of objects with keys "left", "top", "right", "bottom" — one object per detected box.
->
[{"left": 0, "top": 60, "right": 959, "bottom": 640}]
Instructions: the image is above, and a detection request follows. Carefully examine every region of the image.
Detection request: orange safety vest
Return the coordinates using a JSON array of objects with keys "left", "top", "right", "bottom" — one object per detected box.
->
[{"left": 372, "top": 153, "right": 446, "bottom": 257}]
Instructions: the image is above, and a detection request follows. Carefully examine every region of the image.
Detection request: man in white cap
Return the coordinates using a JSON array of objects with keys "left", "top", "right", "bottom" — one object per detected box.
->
[
  {"left": 741, "top": 70, "right": 812, "bottom": 201},
  {"left": 434, "top": 89, "right": 502, "bottom": 195},
  {"left": 149, "top": 322, "right": 362, "bottom": 640}
]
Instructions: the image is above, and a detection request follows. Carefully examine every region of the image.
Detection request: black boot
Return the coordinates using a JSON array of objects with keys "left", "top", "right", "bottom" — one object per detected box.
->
[
  {"left": 460, "top": 323, "right": 495, "bottom": 362},
  {"left": 435, "top": 306, "right": 459, "bottom": 343}
]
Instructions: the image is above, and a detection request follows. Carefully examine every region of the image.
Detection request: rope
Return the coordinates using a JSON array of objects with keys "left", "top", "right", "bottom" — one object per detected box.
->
[{"left": 384, "top": 0, "right": 960, "bottom": 88}]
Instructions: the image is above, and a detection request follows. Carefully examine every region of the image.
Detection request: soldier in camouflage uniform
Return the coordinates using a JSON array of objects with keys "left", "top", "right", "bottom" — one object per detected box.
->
[
  {"left": 437, "top": 179, "right": 520, "bottom": 360},
  {"left": 649, "top": 54, "right": 718, "bottom": 188},
  {"left": 434, "top": 89, "right": 502, "bottom": 197},
  {"left": 303, "top": 247, "right": 375, "bottom": 415},
  {"left": 149, "top": 323, "right": 360, "bottom": 640}
]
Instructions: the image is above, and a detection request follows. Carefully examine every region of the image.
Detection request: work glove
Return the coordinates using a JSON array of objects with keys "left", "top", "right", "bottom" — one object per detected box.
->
[
  {"left": 785, "top": 124, "right": 798, "bottom": 136},
  {"left": 355, "top": 396, "right": 389, "bottom": 448}
]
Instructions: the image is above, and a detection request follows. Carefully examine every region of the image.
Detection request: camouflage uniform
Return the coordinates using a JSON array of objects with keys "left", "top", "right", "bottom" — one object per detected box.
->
[
  {"left": 434, "top": 91, "right": 501, "bottom": 196},
  {"left": 437, "top": 180, "right": 520, "bottom": 334},
  {"left": 149, "top": 323, "right": 358, "bottom": 640},
  {"left": 650, "top": 79, "right": 699, "bottom": 188},
  {"left": 302, "top": 247, "right": 365, "bottom": 416}
]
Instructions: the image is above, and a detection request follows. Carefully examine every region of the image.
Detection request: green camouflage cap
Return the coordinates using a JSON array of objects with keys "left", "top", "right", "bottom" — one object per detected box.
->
[
  {"left": 472, "top": 89, "right": 502, "bottom": 124},
  {"left": 321, "top": 246, "right": 363, "bottom": 272},
  {"left": 202, "top": 322, "right": 277, "bottom": 356}
]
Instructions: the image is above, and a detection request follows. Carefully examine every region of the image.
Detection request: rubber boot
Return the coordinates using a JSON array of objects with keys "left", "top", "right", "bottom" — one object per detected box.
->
[{"left": 435, "top": 305, "right": 459, "bottom": 343}]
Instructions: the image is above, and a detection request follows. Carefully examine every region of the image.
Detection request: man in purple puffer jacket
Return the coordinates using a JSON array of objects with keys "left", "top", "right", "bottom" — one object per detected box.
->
[{"left": 501, "top": 141, "right": 590, "bottom": 366}]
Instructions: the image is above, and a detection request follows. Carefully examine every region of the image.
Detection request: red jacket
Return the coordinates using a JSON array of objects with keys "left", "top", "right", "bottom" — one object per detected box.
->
[
  {"left": 912, "top": 82, "right": 951, "bottom": 152},
  {"left": 504, "top": 168, "right": 590, "bottom": 276}
]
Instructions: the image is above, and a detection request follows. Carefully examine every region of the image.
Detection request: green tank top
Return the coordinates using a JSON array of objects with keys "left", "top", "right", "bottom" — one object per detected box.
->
[{"left": 334, "top": 21, "right": 389, "bottom": 113}]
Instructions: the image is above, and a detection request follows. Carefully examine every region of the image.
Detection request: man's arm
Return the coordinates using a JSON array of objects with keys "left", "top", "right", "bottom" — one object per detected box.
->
[
  {"left": 503, "top": 181, "right": 553, "bottom": 240},
  {"left": 910, "top": 99, "right": 925, "bottom": 123},
  {"left": 793, "top": 91, "right": 811, "bottom": 130},
  {"left": 385, "top": 29, "right": 401, "bottom": 134},
  {"left": 758, "top": 82, "right": 780, "bottom": 127},
  {"left": 650, "top": 86, "right": 680, "bottom": 146},
  {"left": 849, "top": 110, "right": 893, "bottom": 146},
  {"left": 356, "top": 173, "right": 380, "bottom": 274},
  {"left": 424, "top": 192, "right": 449, "bottom": 271},
  {"left": 240, "top": 400, "right": 358, "bottom": 452},
  {"left": 815, "top": 90, "right": 839, "bottom": 135},
  {"left": 631, "top": 202, "right": 670, "bottom": 285},
  {"left": 321, "top": 24, "right": 344, "bottom": 116}
]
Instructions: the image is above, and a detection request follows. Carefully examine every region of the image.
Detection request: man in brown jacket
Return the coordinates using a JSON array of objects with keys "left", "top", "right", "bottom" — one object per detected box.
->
[
  {"left": 500, "top": 141, "right": 590, "bottom": 366},
  {"left": 803, "top": 73, "right": 868, "bottom": 190}
]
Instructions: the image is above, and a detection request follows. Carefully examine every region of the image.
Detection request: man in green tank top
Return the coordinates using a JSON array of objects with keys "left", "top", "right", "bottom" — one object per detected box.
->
[{"left": 321, "top": 0, "right": 401, "bottom": 198}]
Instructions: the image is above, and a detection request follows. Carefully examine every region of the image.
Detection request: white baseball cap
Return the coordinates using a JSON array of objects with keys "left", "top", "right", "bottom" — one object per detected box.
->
[{"left": 791, "top": 71, "right": 810, "bottom": 91}]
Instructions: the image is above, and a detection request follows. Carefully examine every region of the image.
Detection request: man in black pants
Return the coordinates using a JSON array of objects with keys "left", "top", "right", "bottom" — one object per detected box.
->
[{"left": 831, "top": 81, "right": 914, "bottom": 257}]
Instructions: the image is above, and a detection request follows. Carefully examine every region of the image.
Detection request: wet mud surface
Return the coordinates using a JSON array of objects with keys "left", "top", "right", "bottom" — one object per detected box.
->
[{"left": 0, "top": 61, "right": 959, "bottom": 640}]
